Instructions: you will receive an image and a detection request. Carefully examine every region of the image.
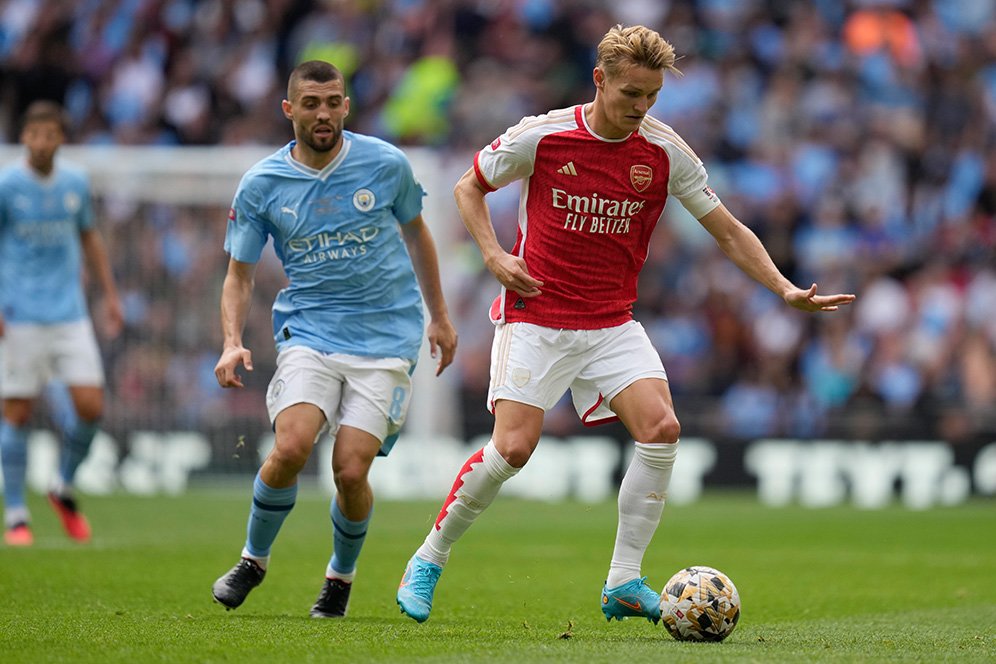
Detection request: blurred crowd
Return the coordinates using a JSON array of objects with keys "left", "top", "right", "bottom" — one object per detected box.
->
[{"left": 2, "top": 0, "right": 995, "bottom": 449}]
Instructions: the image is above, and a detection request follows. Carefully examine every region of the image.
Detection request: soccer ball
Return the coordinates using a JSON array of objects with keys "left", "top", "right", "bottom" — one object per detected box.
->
[{"left": 659, "top": 565, "right": 741, "bottom": 642}]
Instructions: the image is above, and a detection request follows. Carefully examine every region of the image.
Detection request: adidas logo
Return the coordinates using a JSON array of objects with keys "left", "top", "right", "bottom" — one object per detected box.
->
[{"left": 556, "top": 161, "right": 578, "bottom": 176}]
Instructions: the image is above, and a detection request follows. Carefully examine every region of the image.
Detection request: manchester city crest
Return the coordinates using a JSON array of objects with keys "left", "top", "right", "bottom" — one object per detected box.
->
[{"left": 352, "top": 188, "right": 376, "bottom": 212}]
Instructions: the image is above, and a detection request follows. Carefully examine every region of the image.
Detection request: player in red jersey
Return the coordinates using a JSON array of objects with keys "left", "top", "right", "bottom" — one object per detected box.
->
[{"left": 397, "top": 24, "right": 855, "bottom": 623}]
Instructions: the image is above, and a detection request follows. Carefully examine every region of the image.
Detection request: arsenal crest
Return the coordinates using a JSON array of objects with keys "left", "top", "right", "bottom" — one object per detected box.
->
[{"left": 630, "top": 165, "right": 653, "bottom": 192}]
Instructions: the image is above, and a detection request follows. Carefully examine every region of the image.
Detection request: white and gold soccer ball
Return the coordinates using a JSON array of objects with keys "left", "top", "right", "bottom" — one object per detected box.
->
[{"left": 659, "top": 565, "right": 741, "bottom": 642}]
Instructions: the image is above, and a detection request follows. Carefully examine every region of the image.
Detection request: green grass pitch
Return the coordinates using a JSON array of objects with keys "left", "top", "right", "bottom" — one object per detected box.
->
[{"left": 0, "top": 489, "right": 993, "bottom": 663}]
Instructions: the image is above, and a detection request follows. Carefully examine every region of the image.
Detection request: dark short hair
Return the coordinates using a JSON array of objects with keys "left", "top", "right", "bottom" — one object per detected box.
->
[
  {"left": 22, "top": 100, "right": 69, "bottom": 134},
  {"left": 287, "top": 60, "right": 343, "bottom": 99}
]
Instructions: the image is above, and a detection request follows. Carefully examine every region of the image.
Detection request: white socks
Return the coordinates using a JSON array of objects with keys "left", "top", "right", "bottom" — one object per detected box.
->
[
  {"left": 414, "top": 438, "right": 676, "bottom": 585},
  {"left": 240, "top": 548, "right": 270, "bottom": 571},
  {"left": 417, "top": 440, "right": 518, "bottom": 566},
  {"left": 4, "top": 506, "right": 29, "bottom": 529},
  {"left": 606, "top": 442, "right": 678, "bottom": 588},
  {"left": 49, "top": 479, "right": 69, "bottom": 498},
  {"left": 326, "top": 566, "right": 356, "bottom": 582}
]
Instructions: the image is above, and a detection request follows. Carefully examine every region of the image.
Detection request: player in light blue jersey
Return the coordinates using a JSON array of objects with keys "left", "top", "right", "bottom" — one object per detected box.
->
[
  {"left": 0, "top": 101, "right": 123, "bottom": 546},
  {"left": 211, "top": 61, "right": 458, "bottom": 617}
]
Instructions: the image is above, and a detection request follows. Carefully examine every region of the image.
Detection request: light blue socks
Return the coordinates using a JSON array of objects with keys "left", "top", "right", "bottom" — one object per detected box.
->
[
  {"left": 0, "top": 422, "right": 29, "bottom": 523},
  {"left": 243, "top": 472, "right": 297, "bottom": 565},
  {"left": 327, "top": 498, "right": 371, "bottom": 579}
]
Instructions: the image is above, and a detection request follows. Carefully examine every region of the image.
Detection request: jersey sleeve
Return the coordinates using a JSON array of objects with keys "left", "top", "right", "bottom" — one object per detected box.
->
[
  {"left": 389, "top": 148, "right": 426, "bottom": 224},
  {"left": 223, "top": 173, "right": 269, "bottom": 263},
  {"left": 473, "top": 115, "right": 543, "bottom": 191},
  {"left": 70, "top": 168, "right": 95, "bottom": 231},
  {"left": 667, "top": 145, "right": 721, "bottom": 219}
]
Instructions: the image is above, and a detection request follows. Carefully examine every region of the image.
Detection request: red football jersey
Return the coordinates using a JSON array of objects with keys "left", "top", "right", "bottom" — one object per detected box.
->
[{"left": 474, "top": 105, "right": 719, "bottom": 329}]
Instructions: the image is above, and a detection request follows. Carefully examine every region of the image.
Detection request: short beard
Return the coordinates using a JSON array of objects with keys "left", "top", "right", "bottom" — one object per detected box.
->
[
  {"left": 28, "top": 151, "right": 55, "bottom": 173},
  {"left": 300, "top": 125, "right": 341, "bottom": 153}
]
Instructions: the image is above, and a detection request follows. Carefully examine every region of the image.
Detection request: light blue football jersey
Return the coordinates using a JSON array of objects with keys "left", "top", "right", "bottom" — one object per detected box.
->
[
  {"left": 0, "top": 160, "right": 94, "bottom": 323},
  {"left": 225, "top": 133, "right": 427, "bottom": 361}
]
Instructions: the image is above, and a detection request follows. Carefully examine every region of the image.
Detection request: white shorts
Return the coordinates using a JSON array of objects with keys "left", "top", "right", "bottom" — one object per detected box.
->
[
  {"left": 0, "top": 319, "right": 105, "bottom": 398},
  {"left": 266, "top": 345, "right": 414, "bottom": 455},
  {"left": 487, "top": 320, "right": 668, "bottom": 425}
]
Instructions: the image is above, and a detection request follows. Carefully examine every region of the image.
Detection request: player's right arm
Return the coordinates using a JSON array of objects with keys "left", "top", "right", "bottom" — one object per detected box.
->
[
  {"left": 214, "top": 258, "right": 256, "bottom": 388},
  {"left": 453, "top": 167, "right": 542, "bottom": 298}
]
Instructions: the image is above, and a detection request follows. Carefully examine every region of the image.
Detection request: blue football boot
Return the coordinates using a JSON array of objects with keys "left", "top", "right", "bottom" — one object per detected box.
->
[
  {"left": 601, "top": 576, "right": 662, "bottom": 624},
  {"left": 397, "top": 555, "right": 442, "bottom": 623}
]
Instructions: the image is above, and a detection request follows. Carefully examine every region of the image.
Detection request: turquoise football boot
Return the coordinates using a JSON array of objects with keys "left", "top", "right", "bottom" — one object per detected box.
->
[
  {"left": 397, "top": 555, "right": 443, "bottom": 623},
  {"left": 601, "top": 576, "right": 662, "bottom": 624}
]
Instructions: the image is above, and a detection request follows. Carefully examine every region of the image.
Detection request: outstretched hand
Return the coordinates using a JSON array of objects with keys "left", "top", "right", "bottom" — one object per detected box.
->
[
  {"left": 785, "top": 283, "right": 856, "bottom": 312},
  {"left": 215, "top": 345, "right": 253, "bottom": 388}
]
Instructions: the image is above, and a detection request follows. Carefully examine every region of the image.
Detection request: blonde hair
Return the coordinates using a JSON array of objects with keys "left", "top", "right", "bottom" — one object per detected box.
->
[{"left": 595, "top": 24, "right": 681, "bottom": 78}]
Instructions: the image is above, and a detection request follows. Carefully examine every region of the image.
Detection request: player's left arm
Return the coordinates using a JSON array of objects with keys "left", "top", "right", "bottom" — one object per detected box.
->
[
  {"left": 401, "top": 214, "right": 457, "bottom": 375},
  {"left": 80, "top": 227, "right": 124, "bottom": 336},
  {"left": 697, "top": 203, "right": 856, "bottom": 312}
]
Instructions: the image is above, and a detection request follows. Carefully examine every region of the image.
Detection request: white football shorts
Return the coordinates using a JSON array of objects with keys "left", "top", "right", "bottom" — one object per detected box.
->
[
  {"left": 0, "top": 319, "right": 105, "bottom": 398},
  {"left": 266, "top": 345, "right": 414, "bottom": 455},
  {"left": 487, "top": 320, "right": 668, "bottom": 425}
]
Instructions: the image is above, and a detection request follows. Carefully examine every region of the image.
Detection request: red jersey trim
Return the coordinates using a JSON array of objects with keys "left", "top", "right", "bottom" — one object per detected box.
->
[
  {"left": 472, "top": 151, "right": 498, "bottom": 192},
  {"left": 583, "top": 415, "right": 621, "bottom": 427}
]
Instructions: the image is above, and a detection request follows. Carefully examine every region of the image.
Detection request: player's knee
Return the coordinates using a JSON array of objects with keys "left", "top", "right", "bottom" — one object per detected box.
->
[
  {"left": 269, "top": 448, "right": 309, "bottom": 475},
  {"left": 332, "top": 460, "right": 370, "bottom": 493},
  {"left": 634, "top": 416, "right": 680, "bottom": 445},
  {"left": 2, "top": 401, "right": 33, "bottom": 427},
  {"left": 494, "top": 438, "right": 535, "bottom": 469},
  {"left": 269, "top": 436, "right": 312, "bottom": 473},
  {"left": 3, "top": 411, "right": 31, "bottom": 427},
  {"left": 75, "top": 404, "right": 103, "bottom": 423},
  {"left": 69, "top": 387, "right": 104, "bottom": 422}
]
